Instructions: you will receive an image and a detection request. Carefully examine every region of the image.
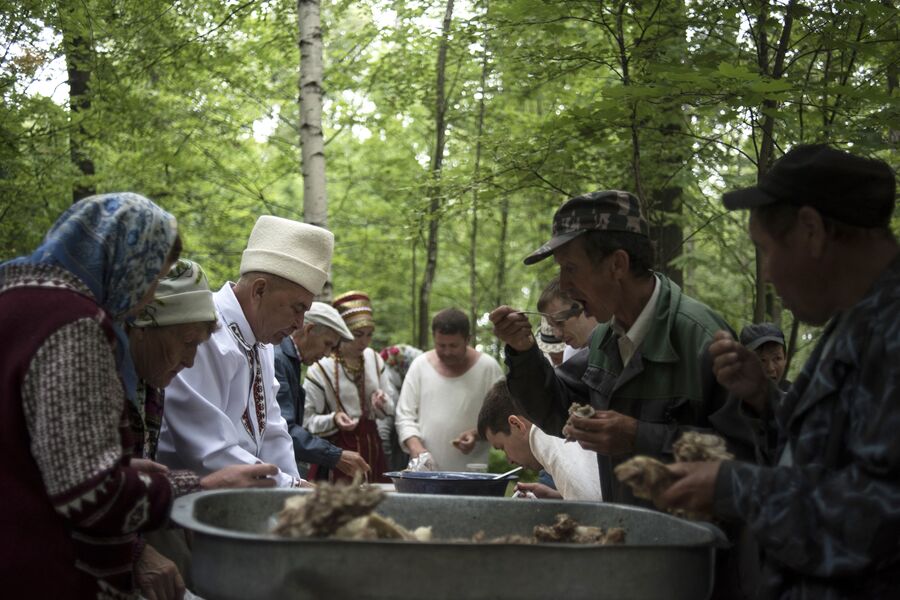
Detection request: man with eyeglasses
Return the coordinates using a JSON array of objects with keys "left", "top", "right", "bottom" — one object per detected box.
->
[
  {"left": 537, "top": 276, "right": 598, "bottom": 363},
  {"left": 490, "top": 190, "right": 758, "bottom": 508}
]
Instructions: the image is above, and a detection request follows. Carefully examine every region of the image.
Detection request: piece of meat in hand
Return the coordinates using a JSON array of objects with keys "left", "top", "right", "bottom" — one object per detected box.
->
[
  {"left": 672, "top": 431, "right": 733, "bottom": 462},
  {"left": 565, "top": 403, "right": 596, "bottom": 441},
  {"left": 614, "top": 456, "right": 677, "bottom": 502}
]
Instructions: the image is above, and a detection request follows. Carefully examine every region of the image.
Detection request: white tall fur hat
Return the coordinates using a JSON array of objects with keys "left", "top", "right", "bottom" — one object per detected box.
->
[{"left": 240, "top": 216, "right": 334, "bottom": 295}]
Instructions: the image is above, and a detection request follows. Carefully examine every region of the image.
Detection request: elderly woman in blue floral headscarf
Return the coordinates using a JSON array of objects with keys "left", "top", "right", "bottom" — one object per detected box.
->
[{"left": 0, "top": 193, "right": 187, "bottom": 600}]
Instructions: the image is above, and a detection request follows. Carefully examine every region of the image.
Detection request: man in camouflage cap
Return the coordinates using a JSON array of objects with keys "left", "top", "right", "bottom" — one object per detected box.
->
[
  {"left": 522, "top": 190, "right": 650, "bottom": 264},
  {"left": 491, "top": 190, "right": 757, "bottom": 509}
]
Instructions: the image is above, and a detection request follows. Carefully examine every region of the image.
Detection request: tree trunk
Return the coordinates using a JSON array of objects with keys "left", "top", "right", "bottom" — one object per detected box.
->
[
  {"left": 417, "top": 0, "right": 454, "bottom": 349},
  {"left": 609, "top": 0, "right": 686, "bottom": 286},
  {"left": 411, "top": 238, "right": 418, "bottom": 343},
  {"left": 59, "top": 0, "right": 95, "bottom": 203},
  {"left": 753, "top": 0, "right": 796, "bottom": 323},
  {"left": 298, "top": 0, "right": 330, "bottom": 299},
  {"left": 494, "top": 195, "right": 509, "bottom": 309},
  {"left": 642, "top": 1, "right": 688, "bottom": 287},
  {"left": 652, "top": 187, "right": 684, "bottom": 287},
  {"left": 469, "top": 2, "right": 490, "bottom": 345},
  {"left": 613, "top": 2, "right": 648, "bottom": 208}
]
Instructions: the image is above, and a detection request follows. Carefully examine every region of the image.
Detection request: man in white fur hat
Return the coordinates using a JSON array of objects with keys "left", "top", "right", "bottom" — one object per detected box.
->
[{"left": 158, "top": 216, "right": 334, "bottom": 487}]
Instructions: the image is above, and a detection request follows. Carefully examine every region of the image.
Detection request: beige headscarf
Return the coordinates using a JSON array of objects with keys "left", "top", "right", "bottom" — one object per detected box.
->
[{"left": 133, "top": 259, "right": 217, "bottom": 327}]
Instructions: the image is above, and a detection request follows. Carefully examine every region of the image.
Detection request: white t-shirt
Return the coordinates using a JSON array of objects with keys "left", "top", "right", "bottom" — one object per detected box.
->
[
  {"left": 396, "top": 352, "right": 503, "bottom": 471},
  {"left": 529, "top": 425, "right": 602, "bottom": 501}
]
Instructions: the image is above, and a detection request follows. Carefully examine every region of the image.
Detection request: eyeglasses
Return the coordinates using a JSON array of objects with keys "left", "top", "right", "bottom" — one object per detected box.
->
[{"left": 517, "top": 303, "right": 584, "bottom": 329}]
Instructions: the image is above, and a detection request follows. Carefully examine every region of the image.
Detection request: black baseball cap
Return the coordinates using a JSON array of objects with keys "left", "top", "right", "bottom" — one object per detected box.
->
[
  {"left": 524, "top": 190, "right": 650, "bottom": 265},
  {"left": 739, "top": 323, "right": 786, "bottom": 351},
  {"left": 722, "top": 144, "right": 896, "bottom": 228}
]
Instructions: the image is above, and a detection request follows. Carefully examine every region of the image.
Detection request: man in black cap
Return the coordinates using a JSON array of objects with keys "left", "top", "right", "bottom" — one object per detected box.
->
[
  {"left": 659, "top": 144, "right": 900, "bottom": 599},
  {"left": 490, "top": 190, "right": 757, "bottom": 507},
  {"left": 739, "top": 323, "right": 789, "bottom": 390}
]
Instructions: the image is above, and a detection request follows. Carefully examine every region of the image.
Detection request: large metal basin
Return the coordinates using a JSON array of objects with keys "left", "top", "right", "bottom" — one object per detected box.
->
[{"left": 172, "top": 489, "right": 719, "bottom": 600}]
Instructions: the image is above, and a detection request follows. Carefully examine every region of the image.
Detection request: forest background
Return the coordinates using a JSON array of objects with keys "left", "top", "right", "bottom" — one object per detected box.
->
[{"left": 2, "top": 0, "right": 898, "bottom": 377}]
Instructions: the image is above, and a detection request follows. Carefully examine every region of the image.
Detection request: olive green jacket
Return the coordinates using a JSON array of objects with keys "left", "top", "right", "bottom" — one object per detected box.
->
[{"left": 506, "top": 274, "right": 756, "bottom": 506}]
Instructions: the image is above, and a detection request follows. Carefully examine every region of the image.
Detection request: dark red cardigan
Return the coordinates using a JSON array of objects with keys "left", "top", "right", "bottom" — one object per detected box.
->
[{"left": 0, "top": 283, "right": 173, "bottom": 599}]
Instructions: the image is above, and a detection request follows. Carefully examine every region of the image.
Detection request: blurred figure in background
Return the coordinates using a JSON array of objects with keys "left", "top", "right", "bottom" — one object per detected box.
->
[
  {"left": 537, "top": 276, "right": 598, "bottom": 363},
  {"left": 739, "top": 322, "right": 790, "bottom": 391},
  {"left": 379, "top": 343, "right": 424, "bottom": 471},
  {"left": 535, "top": 317, "right": 565, "bottom": 366},
  {"left": 274, "top": 302, "right": 369, "bottom": 479},
  {"left": 396, "top": 308, "right": 503, "bottom": 472},
  {"left": 303, "top": 291, "right": 396, "bottom": 483}
]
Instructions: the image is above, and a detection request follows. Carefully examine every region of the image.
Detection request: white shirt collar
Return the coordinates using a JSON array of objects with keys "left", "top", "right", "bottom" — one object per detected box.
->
[
  {"left": 611, "top": 274, "right": 660, "bottom": 367},
  {"left": 215, "top": 282, "right": 259, "bottom": 347}
]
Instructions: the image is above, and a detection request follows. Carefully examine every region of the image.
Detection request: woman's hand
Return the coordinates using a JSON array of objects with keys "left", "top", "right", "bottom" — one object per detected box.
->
[
  {"left": 129, "top": 458, "right": 170, "bottom": 474},
  {"left": 371, "top": 389, "right": 387, "bottom": 414},
  {"left": 334, "top": 411, "right": 359, "bottom": 431},
  {"left": 199, "top": 463, "right": 278, "bottom": 490},
  {"left": 134, "top": 544, "right": 185, "bottom": 600}
]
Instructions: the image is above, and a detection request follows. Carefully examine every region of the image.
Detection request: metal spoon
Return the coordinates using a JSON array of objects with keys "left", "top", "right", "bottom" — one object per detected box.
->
[{"left": 492, "top": 465, "right": 524, "bottom": 480}]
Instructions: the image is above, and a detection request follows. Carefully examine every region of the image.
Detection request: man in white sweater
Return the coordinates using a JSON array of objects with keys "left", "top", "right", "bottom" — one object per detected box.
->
[{"left": 396, "top": 308, "right": 503, "bottom": 472}]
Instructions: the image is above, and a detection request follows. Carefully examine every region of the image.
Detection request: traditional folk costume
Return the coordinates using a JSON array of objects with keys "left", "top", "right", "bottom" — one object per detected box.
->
[
  {"left": 273, "top": 302, "right": 355, "bottom": 476},
  {"left": 158, "top": 216, "right": 334, "bottom": 488},
  {"left": 0, "top": 194, "right": 180, "bottom": 600},
  {"left": 303, "top": 291, "right": 396, "bottom": 482}
]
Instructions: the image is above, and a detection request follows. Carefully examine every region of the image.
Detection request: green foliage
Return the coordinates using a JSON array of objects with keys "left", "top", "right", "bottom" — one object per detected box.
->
[{"left": 1, "top": 0, "right": 897, "bottom": 369}]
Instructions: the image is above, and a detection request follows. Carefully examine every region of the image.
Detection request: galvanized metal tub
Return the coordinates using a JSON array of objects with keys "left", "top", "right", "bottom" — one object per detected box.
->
[{"left": 172, "top": 489, "right": 719, "bottom": 600}]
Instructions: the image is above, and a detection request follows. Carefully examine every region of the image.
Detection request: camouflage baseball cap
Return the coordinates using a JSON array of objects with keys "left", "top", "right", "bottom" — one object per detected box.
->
[{"left": 523, "top": 190, "right": 650, "bottom": 265}]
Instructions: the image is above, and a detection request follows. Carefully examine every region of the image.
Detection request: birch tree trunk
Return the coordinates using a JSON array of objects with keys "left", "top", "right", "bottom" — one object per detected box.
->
[
  {"left": 417, "top": 0, "right": 454, "bottom": 349},
  {"left": 298, "top": 0, "right": 330, "bottom": 298},
  {"left": 59, "top": 0, "right": 95, "bottom": 203},
  {"left": 469, "top": 2, "right": 490, "bottom": 344},
  {"left": 494, "top": 196, "right": 509, "bottom": 309}
]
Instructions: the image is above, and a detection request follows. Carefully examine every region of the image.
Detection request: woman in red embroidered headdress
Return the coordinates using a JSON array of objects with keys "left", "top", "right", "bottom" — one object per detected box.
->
[{"left": 302, "top": 291, "right": 396, "bottom": 482}]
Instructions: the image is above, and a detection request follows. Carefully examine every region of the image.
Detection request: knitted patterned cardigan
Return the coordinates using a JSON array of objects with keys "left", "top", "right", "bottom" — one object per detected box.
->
[{"left": 0, "top": 264, "right": 192, "bottom": 599}]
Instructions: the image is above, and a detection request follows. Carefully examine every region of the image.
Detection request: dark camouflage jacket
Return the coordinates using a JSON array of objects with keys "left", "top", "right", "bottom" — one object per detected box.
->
[{"left": 715, "top": 253, "right": 900, "bottom": 599}]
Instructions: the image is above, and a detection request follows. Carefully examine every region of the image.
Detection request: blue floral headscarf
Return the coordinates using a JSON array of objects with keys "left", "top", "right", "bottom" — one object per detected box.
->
[{"left": 7, "top": 192, "right": 177, "bottom": 401}]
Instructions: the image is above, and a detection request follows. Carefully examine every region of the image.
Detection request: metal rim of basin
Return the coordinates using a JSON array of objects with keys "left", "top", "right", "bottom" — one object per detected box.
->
[{"left": 171, "top": 488, "right": 721, "bottom": 549}]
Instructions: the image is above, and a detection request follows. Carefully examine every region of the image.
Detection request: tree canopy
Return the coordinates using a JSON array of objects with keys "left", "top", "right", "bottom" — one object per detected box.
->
[{"left": 2, "top": 0, "right": 897, "bottom": 373}]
